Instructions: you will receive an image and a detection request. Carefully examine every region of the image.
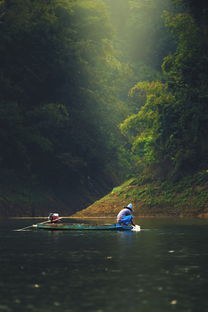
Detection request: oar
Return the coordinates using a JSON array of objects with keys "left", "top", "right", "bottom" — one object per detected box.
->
[{"left": 15, "top": 220, "right": 50, "bottom": 232}]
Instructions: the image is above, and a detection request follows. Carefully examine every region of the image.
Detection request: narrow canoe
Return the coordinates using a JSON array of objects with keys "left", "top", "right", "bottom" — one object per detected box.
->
[{"left": 33, "top": 223, "right": 133, "bottom": 231}]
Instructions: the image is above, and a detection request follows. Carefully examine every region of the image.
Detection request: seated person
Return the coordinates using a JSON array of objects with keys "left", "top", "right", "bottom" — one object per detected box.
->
[
  {"left": 116, "top": 203, "right": 135, "bottom": 226},
  {"left": 48, "top": 212, "right": 61, "bottom": 223}
]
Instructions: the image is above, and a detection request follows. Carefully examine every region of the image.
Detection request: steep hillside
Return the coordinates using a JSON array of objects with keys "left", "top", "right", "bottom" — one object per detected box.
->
[{"left": 72, "top": 171, "right": 208, "bottom": 218}]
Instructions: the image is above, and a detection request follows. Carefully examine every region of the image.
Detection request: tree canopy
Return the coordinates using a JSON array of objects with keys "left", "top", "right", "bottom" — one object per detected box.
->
[
  {"left": 120, "top": 0, "right": 208, "bottom": 180},
  {"left": 0, "top": 0, "right": 208, "bottom": 215}
]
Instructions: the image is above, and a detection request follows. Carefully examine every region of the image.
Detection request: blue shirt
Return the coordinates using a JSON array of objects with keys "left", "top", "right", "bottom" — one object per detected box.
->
[{"left": 117, "top": 208, "right": 132, "bottom": 222}]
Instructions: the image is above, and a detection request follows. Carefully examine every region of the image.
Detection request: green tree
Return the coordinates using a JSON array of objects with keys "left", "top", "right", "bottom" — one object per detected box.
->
[
  {"left": 120, "top": 81, "right": 178, "bottom": 178},
  {"left": 162, "top": 10, "right": 208, "bottom": 175},
  {"left": 0, "top": 0, "right": 133, "bottom": 213},
  {"left": 120, "top": 2, "right": 208, "bottom": 180}
]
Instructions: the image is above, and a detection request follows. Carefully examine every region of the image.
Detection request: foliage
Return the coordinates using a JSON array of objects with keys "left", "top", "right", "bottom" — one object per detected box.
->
[
  {"left": 119, "top": 1, "right": 208, "bottom": 181},
  {"left": 1, "top": 0, "right": 208, "bottom": 216},
  {"left": 120, "top": 81, "right": 178, "bottom": 177},
  {"left": 161, "top": 9, "right": 208, "bottom": 176},
  {"left": 72, "top": 170, "right": 208, "bottom": 217},
  {"left": 0, "top": 0, "right": 132, "bottom": 214},
  {"left": 104, "top": 0, "right": 175, "bottom": 70}
]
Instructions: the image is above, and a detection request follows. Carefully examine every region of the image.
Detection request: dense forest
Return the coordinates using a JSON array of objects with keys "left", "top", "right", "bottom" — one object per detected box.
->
[{"left": 0, "top": 0, "right": 208, "bottom": 216}]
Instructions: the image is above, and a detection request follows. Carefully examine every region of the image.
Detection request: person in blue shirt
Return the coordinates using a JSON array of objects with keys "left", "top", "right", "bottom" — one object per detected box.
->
[{"left": 116, "top": 203, "right": 135, "bottom": 226}]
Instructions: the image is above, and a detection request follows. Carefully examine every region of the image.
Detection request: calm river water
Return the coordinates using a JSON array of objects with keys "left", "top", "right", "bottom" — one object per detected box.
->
[{"left": 0, "top": 217, "right": 208, "bottom": 312}]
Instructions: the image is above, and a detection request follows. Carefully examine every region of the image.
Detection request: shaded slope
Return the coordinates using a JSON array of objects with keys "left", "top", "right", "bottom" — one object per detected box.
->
[{"left": 72, "top": 171, "right": 208, "bottom": 218}]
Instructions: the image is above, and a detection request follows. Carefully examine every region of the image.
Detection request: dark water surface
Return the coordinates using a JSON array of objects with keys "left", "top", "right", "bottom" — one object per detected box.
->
[{"left": 0, "top": 218, "right": 208, "bottom": 312}]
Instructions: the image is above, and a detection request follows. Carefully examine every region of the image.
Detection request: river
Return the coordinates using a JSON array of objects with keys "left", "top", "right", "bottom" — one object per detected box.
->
[{"left": 0, "top": 217, "right": 208, "bottom": 312}]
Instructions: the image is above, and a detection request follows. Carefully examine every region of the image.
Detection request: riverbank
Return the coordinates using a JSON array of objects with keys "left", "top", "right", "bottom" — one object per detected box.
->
[
  {"left": 72, "top": 170, "right": 208, "bottom": 218},
  {"left": 1, "top": 170, "right": 208, "bottom": 218},
  {"left": 0, "top": 181, "right": 111, "bottom": 217}
]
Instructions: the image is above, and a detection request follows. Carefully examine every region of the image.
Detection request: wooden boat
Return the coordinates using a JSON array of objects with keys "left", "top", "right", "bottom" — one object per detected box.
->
[{"left": 32, "top": 223, "right": 134, "bottom": 231}]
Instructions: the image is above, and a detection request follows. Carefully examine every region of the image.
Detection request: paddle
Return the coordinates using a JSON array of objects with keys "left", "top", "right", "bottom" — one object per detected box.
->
[
  {"left": 15, "top": 216, "right": 63, "bottom": 231},
  {"left": 15, "top": 220, "right": 50, "bottom": 232}
]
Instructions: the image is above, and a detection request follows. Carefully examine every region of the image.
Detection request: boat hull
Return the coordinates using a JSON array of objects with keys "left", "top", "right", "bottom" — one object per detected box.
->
[{"left": 33, "top": 223, "right": 133, "bottom": 231}]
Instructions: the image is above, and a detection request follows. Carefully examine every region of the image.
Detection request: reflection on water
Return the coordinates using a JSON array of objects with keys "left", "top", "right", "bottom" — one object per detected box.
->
[{"left": 0, "top": 217, "right": 207, "bottom": 312}]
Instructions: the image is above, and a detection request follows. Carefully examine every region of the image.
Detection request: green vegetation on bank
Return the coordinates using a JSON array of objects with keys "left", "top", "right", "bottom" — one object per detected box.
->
[
  {"left": 0, "top": 0, "right": 132, "bottom": 216},
  {"left": 0, "top": 0, "right": 208, "bottom": 217},
  {"left": 72, "top": 170, "right": 208, "bottom": 218}
]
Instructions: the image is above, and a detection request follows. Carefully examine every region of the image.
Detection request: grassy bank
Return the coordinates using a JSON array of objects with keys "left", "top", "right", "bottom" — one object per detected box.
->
[{"left": 72, "top": 171, "right": 208, "bottom": 218}]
